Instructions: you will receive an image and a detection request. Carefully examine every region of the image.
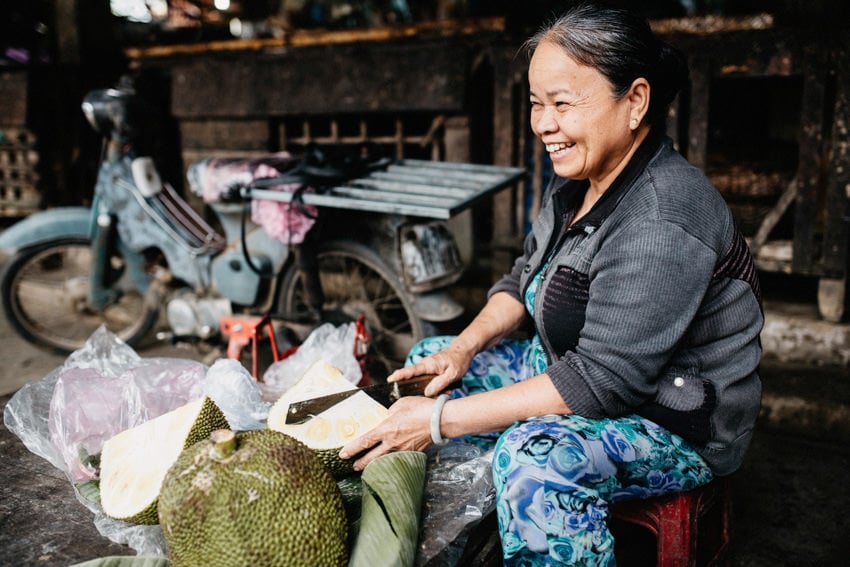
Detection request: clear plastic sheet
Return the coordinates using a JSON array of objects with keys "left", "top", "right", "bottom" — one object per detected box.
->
[
  {"left": 48, "top": 356, "right": 207, "bottom": 482},
  {"left": 260, "top": 322, "right": 362, "bottom": 400},
  {"left": 3, "top": 327, "right": 209, "bottom": 555},
  {"left": 203, "top": 358, "right": 269, "bottom": 430},
  {"left": 4, "top": 326, "right": 496, "bottom": 563},
  {"left": 417, "top": 443, "right": 496, "bottom": 566}
]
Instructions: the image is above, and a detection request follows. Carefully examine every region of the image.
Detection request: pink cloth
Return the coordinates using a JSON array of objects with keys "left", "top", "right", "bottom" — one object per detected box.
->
[
  {"left": 188, "top": 153, "right": 319, "bottom": 244},
  {"left": 250, "top": 163, "right": 318, "bottom": 245}
]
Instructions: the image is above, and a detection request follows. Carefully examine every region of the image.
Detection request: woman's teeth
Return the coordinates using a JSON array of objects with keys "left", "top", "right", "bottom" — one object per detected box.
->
[{"left": 546, "top": 143, "right": 572, "bottom": 153}]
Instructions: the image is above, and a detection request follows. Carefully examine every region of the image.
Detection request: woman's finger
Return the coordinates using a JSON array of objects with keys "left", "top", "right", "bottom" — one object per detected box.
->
[
  {"left": 388, "top": 358, "right": 447, "bottom": 383},
  {"left": 338, "top": 429, "right": 379, "bottom": 462},
  {"left": 350, "top": 443, "right": 392, "bottom": 471}
]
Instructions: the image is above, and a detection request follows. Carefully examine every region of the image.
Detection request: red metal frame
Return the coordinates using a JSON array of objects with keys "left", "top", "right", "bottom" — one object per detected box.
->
[
  {"left": 220, "top": 313, "right": 372, "bottom": 384},
  {"left": 219, "top": 314, "right": 280, "bottom": 380}
]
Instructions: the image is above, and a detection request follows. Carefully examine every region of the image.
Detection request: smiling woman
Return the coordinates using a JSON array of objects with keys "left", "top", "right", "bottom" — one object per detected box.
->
[{"left": 338, "top": 2, "right": 764, "bottom": 565}]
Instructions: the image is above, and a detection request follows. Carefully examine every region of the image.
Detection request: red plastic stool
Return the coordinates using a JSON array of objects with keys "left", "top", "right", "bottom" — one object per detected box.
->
[{"left": 610, "top": 478, "right": 732, "bottom": 566}]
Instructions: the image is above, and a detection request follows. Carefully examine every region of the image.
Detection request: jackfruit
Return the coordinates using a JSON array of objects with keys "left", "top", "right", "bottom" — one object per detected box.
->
[
  {"left": 158, "top": 428, "right": 348, "bottom": 567},
  {"left": 99, "top": 396, "right": 229, "bottom": 524},
  {"left": 267, "top": 359, "right": 389, "bottom": 477}
]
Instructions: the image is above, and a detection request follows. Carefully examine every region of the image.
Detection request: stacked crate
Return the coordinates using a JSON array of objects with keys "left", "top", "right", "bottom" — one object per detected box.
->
[
  {"left": 0, "top": 127, "right": 41, "bottom": 216},
  {"left": 0, "top": 71, "right": 41, "bottom": 217}
]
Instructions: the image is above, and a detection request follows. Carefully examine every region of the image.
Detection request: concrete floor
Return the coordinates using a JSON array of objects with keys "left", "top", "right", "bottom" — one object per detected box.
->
[{"left": 1, "top": 274, "right": 849, "bottom": 565}]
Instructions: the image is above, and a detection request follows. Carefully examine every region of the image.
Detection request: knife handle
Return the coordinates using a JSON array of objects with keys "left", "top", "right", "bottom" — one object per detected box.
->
[{"left": 386, "top": 374, "right": 461, "bottom": 402}]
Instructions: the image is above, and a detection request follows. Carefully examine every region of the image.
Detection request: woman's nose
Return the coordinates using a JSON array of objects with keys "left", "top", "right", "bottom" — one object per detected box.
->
[{"left": 532, "top": 106, "right": 558, "bottom": 136}]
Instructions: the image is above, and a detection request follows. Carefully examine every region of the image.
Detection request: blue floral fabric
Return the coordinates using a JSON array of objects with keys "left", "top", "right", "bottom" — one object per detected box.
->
[
  {"left": 494, "top": 415, "right": 713, "bottom": 566},
  {"left": 404, "top": 267, "right": 714, "bottom": 565}
]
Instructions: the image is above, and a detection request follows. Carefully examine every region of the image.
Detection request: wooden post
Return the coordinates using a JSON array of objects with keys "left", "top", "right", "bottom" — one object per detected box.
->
[
  {"left": 792, "top": 43, "right": 829, "bottom": 276},
  {"left": 54, "top": 0, "right": 80, "bottom": 65},
  {"left": 816, "top": 37, "right": 850, "bottom": 322},
  {"left": 490, "top": 46, "right": 525, "bottom": 276},
  {"left": 444, "top": 116, "right": 474, "bottom": 263},
  {"left": 686, "top": 54, "right": 710, "bottom": 170}
]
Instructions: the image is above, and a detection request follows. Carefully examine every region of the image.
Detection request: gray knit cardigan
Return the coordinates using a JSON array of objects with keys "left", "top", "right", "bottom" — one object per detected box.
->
[{"left": 489, "top": 133, "right": 763, "bottom": 476}]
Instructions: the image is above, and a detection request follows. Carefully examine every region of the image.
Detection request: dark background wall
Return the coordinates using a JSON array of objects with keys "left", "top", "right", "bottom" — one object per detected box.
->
[{"left": 1, "top": 1, "right": 848, "bottom": 318}]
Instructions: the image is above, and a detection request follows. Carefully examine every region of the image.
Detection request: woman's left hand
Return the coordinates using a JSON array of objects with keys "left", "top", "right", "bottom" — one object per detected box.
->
[{"left": 338, "top": 395, "right": 436, "bottom": 471}]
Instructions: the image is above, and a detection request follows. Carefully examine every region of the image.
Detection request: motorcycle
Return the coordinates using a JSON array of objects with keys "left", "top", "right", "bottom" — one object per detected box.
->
[{"left": 0, "top": 79, "right": 478, "bottom": 377}]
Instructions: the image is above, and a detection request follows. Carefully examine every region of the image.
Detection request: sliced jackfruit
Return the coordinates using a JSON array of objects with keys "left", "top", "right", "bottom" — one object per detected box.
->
[
  {"left": 99, "top": 396, "right": 229, "bottom": 524},
  {"left": 158, "top": 429, "right": 349, "bottom": 567},
  {"left": 267, "top": 359, "right": 388, "bottom": 476}
]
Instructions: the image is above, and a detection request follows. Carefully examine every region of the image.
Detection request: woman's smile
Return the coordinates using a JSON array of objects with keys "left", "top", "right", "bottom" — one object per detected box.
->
[{"left": 545, "top": 142, "right": 575, "bottom": 156}]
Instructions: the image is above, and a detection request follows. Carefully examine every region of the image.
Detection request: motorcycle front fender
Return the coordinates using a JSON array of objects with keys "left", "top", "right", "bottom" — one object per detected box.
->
[
  {"left": 0, "top": 207, "right": 92, "bottom": 263},
  {"left": 413, "top": 289, "right": 464, "bottom": 322}
]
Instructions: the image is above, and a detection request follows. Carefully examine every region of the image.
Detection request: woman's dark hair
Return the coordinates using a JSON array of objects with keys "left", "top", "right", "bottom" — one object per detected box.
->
[{"left": 523, "top": 1, "right": 689, "bottom": 126}]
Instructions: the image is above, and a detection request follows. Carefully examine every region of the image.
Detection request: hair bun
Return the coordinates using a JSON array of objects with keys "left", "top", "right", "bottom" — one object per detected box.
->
[{"left": 655, "top": 41, "right": 690, "bottom": 107}]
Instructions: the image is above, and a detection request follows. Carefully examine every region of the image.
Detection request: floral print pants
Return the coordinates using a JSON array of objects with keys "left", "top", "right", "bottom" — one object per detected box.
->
[{"left": 406, "top": 336, "right": 714, "bottom": 566}]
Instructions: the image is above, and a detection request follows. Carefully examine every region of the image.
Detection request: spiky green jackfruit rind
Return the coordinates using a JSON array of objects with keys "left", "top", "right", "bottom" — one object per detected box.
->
[
  {"left": 181, "top": 397, "right": 231, "bottom": 449},
  {"left": 120, "top": 495, "right": 158, "bottom": 526},
  {"left": 316, "top": 447, "right": 357, "bottom": 478},
  {"left": 99, "top": 397, "right": 230, "bottom": 525},
  {"left": 158, "top": 429, "right": 349, "bottom": 567}
]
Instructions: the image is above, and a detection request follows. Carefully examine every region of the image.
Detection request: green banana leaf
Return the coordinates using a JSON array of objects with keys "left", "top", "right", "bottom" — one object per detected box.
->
[
  {"left": 348, "top": 451, "right": 427, "bottom": 567},
  {"left": 75, "top": 479, "right": 101, "bottom": 506}
]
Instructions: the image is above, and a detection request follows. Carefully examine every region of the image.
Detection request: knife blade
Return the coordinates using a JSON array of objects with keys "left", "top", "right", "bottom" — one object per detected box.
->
[{"left": 284, "top": 374, "right": 446, "bottom": 424}]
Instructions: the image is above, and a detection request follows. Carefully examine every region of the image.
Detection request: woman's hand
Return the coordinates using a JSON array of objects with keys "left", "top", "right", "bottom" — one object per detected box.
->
[
  {"left": 338, "top": 373, "right": 572, "bottom": 471},
  {"left": 338, "top": 395, "right": 435, "bottom": 471},
  {"left": 387, "top": 339, "right": 475, "bottom": 397}
]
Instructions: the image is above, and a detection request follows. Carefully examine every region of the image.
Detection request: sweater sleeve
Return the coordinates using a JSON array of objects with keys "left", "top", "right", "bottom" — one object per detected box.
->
[{"left": 546, "top": 218, "right": 718, "bottom": 418}]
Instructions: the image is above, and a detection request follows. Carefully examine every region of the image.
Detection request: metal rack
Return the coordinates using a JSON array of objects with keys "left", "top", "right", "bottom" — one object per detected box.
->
[{"left": 246, "top": 159, "right": 525, "bottom": 220}]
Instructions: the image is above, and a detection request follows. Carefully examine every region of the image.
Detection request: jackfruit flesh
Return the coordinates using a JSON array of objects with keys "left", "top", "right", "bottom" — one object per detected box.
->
[
  {"left": 267, "top": 360, "right": 389, "bottom": 476},
  {"left": 158, "top": 429, "right": 348, "bottom": 567},
  {"left": 99, "top": 396, "right": 229, "bottom": 524}
]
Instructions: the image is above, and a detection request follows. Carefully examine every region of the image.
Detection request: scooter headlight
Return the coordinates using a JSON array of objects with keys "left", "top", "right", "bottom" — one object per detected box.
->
[
  {"left": 399, "top": 221, "right": 464, "bottom": 292},
  {"left": 81, "top": 88, "right": 131, "bottom": 137}
]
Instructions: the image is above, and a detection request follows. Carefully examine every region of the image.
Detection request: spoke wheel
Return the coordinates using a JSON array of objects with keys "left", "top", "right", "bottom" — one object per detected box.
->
[
  {"left": 1, "top": 238, "right": 159, "bottom": 354},
  {"left": 277, "top": 240, "right": 430, "bottom": 377}
]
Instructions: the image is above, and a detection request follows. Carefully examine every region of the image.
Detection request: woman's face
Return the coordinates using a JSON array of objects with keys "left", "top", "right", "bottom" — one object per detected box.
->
[{"left": 529, "top": 40, "right": 637, "bottom": 189}]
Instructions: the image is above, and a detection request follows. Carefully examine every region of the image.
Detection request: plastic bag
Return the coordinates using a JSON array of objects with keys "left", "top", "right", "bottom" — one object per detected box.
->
[
  {"left": 4, "top": 327, "right": 267, "bottom": 555},
  {"left": 4, "top": 328, "right": 206, "bottom": 554},
  {"left": 416, "top": 443, "right": 496, "bottom": 566},
  {"left": 260, "top": 321, "right": 362, "bottom": 401},
  {"left": 48, "top": 358, "right": 207, "bottom": 482},
  {"left": 203, "top": 358, "right": 269, "bottom": 431},
  {"left": 186, "top": 154, "right": 318, "bottom": 244}
]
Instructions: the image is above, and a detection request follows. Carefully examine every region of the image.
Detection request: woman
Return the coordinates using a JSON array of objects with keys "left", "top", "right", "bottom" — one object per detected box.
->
[{"left": 340, "top": 2, "right": 763, "bottom": 564}]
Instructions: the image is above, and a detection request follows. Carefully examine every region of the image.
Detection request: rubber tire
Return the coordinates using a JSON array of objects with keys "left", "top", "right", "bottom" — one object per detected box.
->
[
  {"left": 0, "top": 237, "right": 159, "bottom": 354},
  {"left": 276, "top": 240, "right": 431, "bottom": 374}
]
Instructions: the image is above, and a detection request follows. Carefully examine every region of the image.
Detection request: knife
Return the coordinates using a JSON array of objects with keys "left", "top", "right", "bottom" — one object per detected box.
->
[{"left": 284, "top": 374, "right": 456, "bottom": 424}]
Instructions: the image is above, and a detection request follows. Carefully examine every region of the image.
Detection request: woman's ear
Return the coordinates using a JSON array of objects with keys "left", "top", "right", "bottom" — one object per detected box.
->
[{"left": 627, "top": 77, "right": 651, "bottom": 124}]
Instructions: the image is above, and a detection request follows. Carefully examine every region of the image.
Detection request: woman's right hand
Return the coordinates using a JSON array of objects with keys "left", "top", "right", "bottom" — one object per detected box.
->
[
  {"left": 386, "top": 339, "right": 474, "bottom": 397},
  {"left": 388, "top": 292, "right": 527, "bottom": 396}
]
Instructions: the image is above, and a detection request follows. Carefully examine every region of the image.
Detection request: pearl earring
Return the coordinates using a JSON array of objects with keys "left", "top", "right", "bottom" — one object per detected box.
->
[{"left": 630, "top": 118, "right": 638, "bottom": 129}]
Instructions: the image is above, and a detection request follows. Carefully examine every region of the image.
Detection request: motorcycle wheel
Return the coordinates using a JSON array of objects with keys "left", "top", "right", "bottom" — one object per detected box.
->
[
  {"left": 0, "top": 237, "right": 160, "bottom": 354},
  {"left": 276, "top": 240, "right": 432, "bottom": 377}
]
